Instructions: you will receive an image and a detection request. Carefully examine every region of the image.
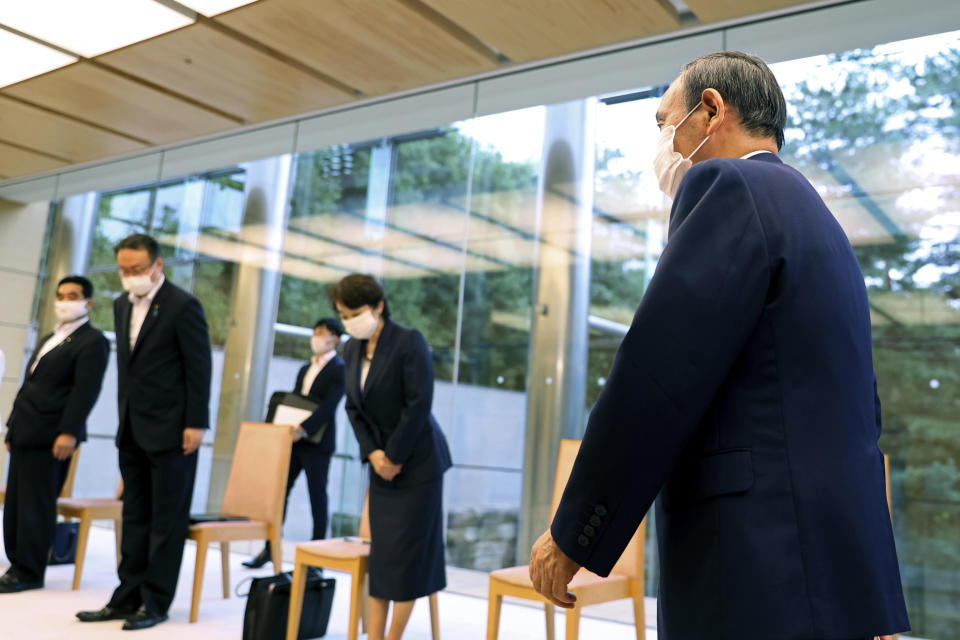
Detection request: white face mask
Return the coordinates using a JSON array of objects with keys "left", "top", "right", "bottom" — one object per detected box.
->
[
  {"left": 343, "top": 309, "right": 379, "bottom": 340},
  {"left": 654, "top": 101, "right": 717, "bottom": 200},
  {"left": 54, "top": 300, "right": 89, "bottom": 323},
  {"left": 121, "top": 273, "right": 155, "bottom": 297},
  {"left": 311, "top": 335, "right": 335, "bottom": 355}
]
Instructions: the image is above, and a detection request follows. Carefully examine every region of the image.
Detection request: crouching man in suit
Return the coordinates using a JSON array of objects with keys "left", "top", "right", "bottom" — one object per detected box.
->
[
  {"left": 2, "top": 275, "right": 109, "bottom": 593},
  {"left": 244, "top": 318, "right": 346, "bottom": 568}
]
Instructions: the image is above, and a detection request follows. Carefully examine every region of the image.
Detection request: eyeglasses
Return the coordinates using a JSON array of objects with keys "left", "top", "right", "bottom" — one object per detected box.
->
[{"left": 117, "top": 262, "right": 155, "bottom": 278}]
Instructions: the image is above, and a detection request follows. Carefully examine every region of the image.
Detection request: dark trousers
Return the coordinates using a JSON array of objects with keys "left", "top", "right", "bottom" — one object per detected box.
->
[
  {"left": 2, "top": 445, "right": 69, "bottom": 583},
  {"left": 284, "top": 444, "right": 331, "bottom": 540},
  {"left": 108, "top": 429, "right": 197, "bottom": 615}
]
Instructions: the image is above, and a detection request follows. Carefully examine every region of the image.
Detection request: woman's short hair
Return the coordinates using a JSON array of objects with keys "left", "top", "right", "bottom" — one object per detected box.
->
[{"left": 327, "top": 274, "right": 391, "bottom": 319}]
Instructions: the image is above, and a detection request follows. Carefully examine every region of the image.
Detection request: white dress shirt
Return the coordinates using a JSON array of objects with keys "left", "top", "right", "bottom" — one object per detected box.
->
[
  {"left": 30, "top": 316, "right": 90, "bottom": 374},
  {"left": 129, "top": 274, "right": 165, "bottom": 351},
  {"left": 301, "top": 349, "right": 337, "bottom": 396},
  {"left": 360, "top": 356, "right": 372, "bottom": 392},
  {"left": 741, "top": 150, "right": 774, "bottom": 159}
]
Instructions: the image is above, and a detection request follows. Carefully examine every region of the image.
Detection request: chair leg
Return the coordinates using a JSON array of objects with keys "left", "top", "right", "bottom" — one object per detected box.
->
[
  {"left": 429, "top": 591, "right": 440, "bottom": 640},
  {"left": 485, "top": 583, "right": 502, "bottom": 640},
  {"left": 113, "top": 518, "right": 122, "bottom": 568},
  {"left": 564, "top": 607, "right": 581, "bottom": 640},
  {"left": 285, "top": 558, "right": 308, "bottom": 640},
  {"left": 632, "top": 586, "right": 645, "bottom": 640},
  {"left": 71, "top": 515, "right": 93, "bottom": 590},
  {"left": 220, "top": 541, "right": 230, "bottom": 599},
  {"left": 190, "top": 537, "right": 209, "bottom": 623},
  {"left": 347, "top": 564, "right": 364, "bottom": 640},
  {"left": 544, "top": 603, "right": 556, "bottom": 640},
  {"left": 269, "top": 536, "right": 283, "bottom": 575}
]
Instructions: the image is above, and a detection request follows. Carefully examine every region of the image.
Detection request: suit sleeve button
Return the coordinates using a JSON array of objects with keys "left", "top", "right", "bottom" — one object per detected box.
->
[
  {"left": 589, "top": 515, "right": 602, "bottom": 527},
  {"left": 594, "top": 504, "right": 607, "bottom": 517},
  {"left": 577, "top": 535, "right": 590, "bottom": 547},
  {"left": 583, "top": 525, "right": 595, "bottom": 536}
]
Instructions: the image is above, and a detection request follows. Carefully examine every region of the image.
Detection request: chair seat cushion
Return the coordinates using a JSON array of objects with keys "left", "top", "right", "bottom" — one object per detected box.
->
[
  {"left": 57, "top": 498, "right": 122, "bottom": 517},
  {"left": 188, "top": 519, "right": 268, "bottom": 541},
  {"left": 490, "top": 565, "right": 628, "bottom": 592},
  {"left": 297, "top": 538, "right": 371, "bottom": 560}
]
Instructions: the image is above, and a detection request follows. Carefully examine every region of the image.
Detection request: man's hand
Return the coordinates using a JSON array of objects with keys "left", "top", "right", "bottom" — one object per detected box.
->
[
  {"left": 4, "top": 442, "right": 9, "bottom": 453},
  {"left": 294, "top": 426, "right": 307, "bottom": 442},
  {"left": 529, "top": 529, "right": 579, "bottom": 608},
  {"left": 182, "top": 427, "right": 205, "bottom": 455},
  {"left": 369, "top": 449, "right": 403, "bottom": 482},
  {"left": 52, "top": 434, "right": 77, "bottom": 461}
]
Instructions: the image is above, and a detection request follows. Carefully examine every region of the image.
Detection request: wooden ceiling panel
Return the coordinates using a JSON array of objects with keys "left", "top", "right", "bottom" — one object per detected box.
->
[
  {"left": 217, "top": 0, "right": 499, "bottom": 96},
  {"left": 0, "top": 95, "right": 145, "bottom": 162},
  {"left": 683, "top": 0, "right": 804, "bottom": 24},
  {"left": 0, "top": 142, "right": 67, "bottom": 178},
  {"left": 98, "top": 23, "right": 353, "bottom": 124},
  {"left": 3, "top": 61, "right": 238, "bottom": 145},
  {"left": 420, "top": 0, "right": 681, "bottom": 62}
]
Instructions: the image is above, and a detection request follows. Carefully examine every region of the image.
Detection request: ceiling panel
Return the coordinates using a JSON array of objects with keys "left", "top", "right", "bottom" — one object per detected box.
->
[
  {"left": 421, "top": 0, "right": 681, "bottom": 62},
  {"left": 0, "top": 142, "right": 67, "bottom": 178},
  {"left": 217, "top": 0, "right": 499, "bottom": 96},
  {"left": 683, "top": 0, "right": 805, "bottom": 24},
  {"left": 0, "top": 94, "right": 145, "bottom": 162},
  {"left": 3, "top": 61, "right": 238, "bottom": 145},
  {"left": 98, "top": 22, "right": 352, "bottom": 124}
]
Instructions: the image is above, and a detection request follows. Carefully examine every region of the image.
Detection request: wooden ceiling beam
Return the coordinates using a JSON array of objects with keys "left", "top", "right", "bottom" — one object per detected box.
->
[
  {"left": 393, "top": 0, "right": 504, "bottom": 63},
  {"left": 0, "top": 92, "right": 151, "bottom": 146}
]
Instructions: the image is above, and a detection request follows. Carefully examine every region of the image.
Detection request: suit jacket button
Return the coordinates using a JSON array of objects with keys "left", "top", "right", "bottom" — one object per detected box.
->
[
  {"left": 577, "top": 535, "right": 590, "bottom": 547},
  {"left": 589, "top": 515, "right": 602, "bottom": 527},
  {"left": 583, "top": 525, "right": 595, "bottom": 536},
  {"left": 594, "top": 504, "right": 607, "bottom": 517}
]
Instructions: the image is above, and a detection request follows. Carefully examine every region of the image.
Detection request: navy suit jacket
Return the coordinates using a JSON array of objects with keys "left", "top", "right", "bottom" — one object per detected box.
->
[
  {"left": 6, "top": 322, "right": 108, "bottom": 447},
  {"left": 343, "top": 320, "right": 452, "bottom": 489},
  {"left": 551, "top": 154, "right": 910, "bottom": 639},
  {"left": 294, "top": 355, "right": 345, "bottom": 454},
  {"left": 114, "top": 279, "right": 212, "bottom": 453}
]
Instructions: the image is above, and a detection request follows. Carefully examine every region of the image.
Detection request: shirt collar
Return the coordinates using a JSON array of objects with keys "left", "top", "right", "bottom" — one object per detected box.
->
[
  {"left": 312, "top": 349, "right": 337, "bottom": 369},
  {"left": 741, "top": 150, "right": 774, "bottom": 160},
  {"left": 55, "top": 315, "right": 89, "bottom": 335},
  {"left": 128, "top": 273, "right": 165, "bottom": 305}
]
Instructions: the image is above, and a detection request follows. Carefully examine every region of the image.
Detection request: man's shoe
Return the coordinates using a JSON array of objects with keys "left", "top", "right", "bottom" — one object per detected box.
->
[
  {"left": 76, "top": 605, "right": 138, "bottom": 622},
  {"left": 122, "top": 605, "right": 168, "bottom": 631},
  {"left": 0, "top": 573, "right": 42, "bottom": 593},
  {"left": 242, "top": 543, "right": 271, "bottom": 569}
]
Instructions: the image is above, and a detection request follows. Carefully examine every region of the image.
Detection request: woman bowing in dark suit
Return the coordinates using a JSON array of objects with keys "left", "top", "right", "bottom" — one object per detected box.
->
[{"left": 329, "top": 274, "right": 451, "bottom": 640}]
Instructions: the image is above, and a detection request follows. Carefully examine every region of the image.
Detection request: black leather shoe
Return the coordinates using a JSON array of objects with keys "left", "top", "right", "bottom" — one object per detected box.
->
[
  {"left": 76, "top": 605, "right": 138, "bottom": 622},
  {"left": 122, "top": 605, "right": 168, "bottom": 631},
  {"left": 242, "top": 543, "right": 271, "bottom": 569},
  {"left": 0, "top": 573, "right": 42, "bottom": 593}
]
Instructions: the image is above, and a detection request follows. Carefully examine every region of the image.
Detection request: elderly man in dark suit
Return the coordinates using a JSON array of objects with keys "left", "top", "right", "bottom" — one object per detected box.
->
[
  {"left": 243, "top": 317, "right": 346, "bottom": 569},
  {"left": 529, "top": 52, "right": 910, "bottom": 640},
  {"left": 1, "top": 276, "right": 109, "bottom": 593},
  {"left": 77, "top": 234, "right": 211, "bottom": 630}
]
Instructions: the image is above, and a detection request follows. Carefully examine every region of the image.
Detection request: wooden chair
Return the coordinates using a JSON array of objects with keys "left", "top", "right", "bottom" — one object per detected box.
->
[
  {"left": 285, "top": 492, "right": 441, "bottom": 640},
  {"left": 57, "top": 476, "right": 123, "bottom": 590},
  {"left": 1, "top": 443, "right": 81, "bottom": 504},
  {"left": 487, "top": 439, "right": 646, "bottom": 640},
  {"left": 187, "top": 422, "right": 295, "bottom": 623}
]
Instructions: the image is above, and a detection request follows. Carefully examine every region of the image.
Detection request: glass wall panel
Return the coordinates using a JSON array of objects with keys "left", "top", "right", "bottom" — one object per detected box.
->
[{"left": 775, "top": 31, "right": 960, "bottom": 637}]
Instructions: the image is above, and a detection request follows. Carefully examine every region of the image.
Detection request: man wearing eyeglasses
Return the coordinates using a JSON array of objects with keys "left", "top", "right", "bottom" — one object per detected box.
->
[{"left": 77, "top": 233, "right": 212, "bottom": 631}]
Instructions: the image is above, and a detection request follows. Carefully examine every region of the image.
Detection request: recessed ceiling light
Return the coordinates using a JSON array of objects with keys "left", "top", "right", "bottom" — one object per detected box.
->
[
  {"left": 0, "top": 0, "right": 193, "bottom": 58},
  {"left": 176, "top": 0, "right": 258, "bottom": 17},
  {"left": 0, "top": 28, "right": 77, "bottom": 88}
]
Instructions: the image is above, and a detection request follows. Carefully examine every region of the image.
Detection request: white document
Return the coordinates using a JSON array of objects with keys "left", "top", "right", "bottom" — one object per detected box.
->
[{"left": 272, "top": 405, "right": 313, "bottom": 427}]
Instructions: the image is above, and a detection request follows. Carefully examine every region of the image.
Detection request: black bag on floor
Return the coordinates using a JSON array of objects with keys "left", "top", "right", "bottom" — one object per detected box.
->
[
  {"left": 241, "top": 568, "right": 334, "bottom": 640},
  {"left": 48, "top": 521, "right": 79, "bottom": 565}
]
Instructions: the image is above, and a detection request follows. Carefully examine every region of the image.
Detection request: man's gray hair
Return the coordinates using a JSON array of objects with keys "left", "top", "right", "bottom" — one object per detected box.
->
[{"left": 681, "top": 51, "right": 787, "bottom": 149}]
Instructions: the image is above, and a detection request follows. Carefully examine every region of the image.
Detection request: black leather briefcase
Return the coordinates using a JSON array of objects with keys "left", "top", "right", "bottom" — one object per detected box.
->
[
  {"left": 241, "top": 568, "right": 334, "bottom": 640},
  {"left": 48, "top": 521, "right": 79, "bottom": 565}
]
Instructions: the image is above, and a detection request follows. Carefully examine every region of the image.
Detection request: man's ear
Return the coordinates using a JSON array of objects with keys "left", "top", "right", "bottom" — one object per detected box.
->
[{"left": 701, "top": 88, "right": 726, "bottom": 134}]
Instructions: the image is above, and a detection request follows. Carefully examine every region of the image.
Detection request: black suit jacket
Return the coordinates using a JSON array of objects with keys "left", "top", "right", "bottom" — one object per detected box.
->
[
  {"left": 343, "top": 320, "right": 451, "bottom": 489},
  {"left": 551, "top": 154, "right": 909, "bottom": 639},
  {"left": 294, "top": 355, "right": 345, "bottom": 454},
  {"left": 114, "top": 279, "right": 212, "bottom": 453},
  {"left": 6, "top": 322, "right": 109, "bottom": 447}
]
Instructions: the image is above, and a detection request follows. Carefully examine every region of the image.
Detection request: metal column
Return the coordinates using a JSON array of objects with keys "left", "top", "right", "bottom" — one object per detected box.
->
[
  {"left": 206, "top": 155, "right": 292, "bottom": 511},
  {"left": 517, "top": 99, "right": 596, "bottom": 559}
]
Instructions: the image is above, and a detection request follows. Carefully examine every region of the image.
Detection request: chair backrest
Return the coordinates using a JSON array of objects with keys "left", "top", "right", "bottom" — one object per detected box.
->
[
  {"left": 549, "top": 438, "right": 645, "bottom": 580},
  {"left": 58, "top": 445, "right": 82, "bottom": 498},
  {"left": 221, "top": 422, "right": 295, "bottom": 524}
]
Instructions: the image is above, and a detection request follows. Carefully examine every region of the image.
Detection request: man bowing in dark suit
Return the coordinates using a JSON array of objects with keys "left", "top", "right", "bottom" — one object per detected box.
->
[
  {"left": 77, "top": 234, "right": 211, "bottom": 630},
  {"left": 529, "top": 52, "right": 909, "bottom": 640},
  {"left": 1, "top": 276, "right": 109, "bottom": 593},
  {"left": 243, "top": 318, "right": 346, "bottom": 568}
]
